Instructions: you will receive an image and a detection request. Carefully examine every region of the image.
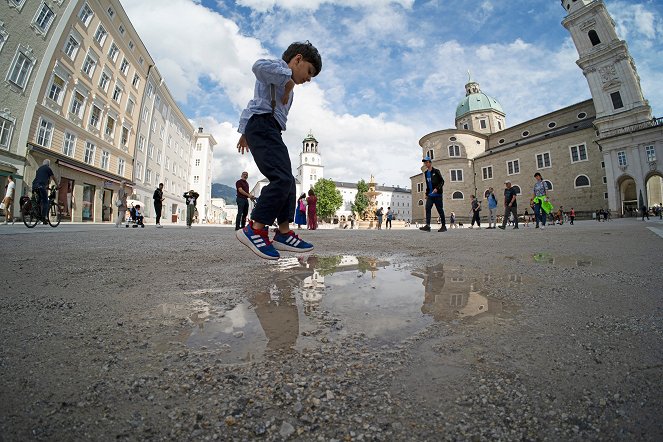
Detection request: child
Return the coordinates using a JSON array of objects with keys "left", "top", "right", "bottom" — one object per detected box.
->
[{"left": 236, "top": 41, "right": 322, "bottom": 260}]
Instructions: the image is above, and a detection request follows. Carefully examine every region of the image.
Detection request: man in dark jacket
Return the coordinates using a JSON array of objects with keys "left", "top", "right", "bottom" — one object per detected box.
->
[
  {"left": 183, "top": 189, "right": 199, "bottom": 228},
  {"left": 153, "top": 183, "right": 164, "bottom": 227},
  {"left": 419, "top": 156, "right": 447, "bottom": 232},
  {"left": 32, "top": 159, "right": 59, "bottom": 221}
]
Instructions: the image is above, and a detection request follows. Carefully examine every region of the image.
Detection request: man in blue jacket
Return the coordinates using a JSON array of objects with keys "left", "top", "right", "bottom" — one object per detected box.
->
[{"left": 419, "top": 156, "right": 447, "bottom": 232}]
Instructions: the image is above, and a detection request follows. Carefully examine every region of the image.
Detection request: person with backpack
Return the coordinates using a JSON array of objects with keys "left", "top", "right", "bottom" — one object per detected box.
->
[
  {"left": 376, "top": 207, "right": 384, "bottom": 230},
  {"left": 486, "top": 187, "right": 498, "bottom": 229}
]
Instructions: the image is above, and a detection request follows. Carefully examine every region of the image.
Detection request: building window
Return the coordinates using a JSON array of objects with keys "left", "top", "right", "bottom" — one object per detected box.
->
[
  {"left": 588, "top": 30, "right": 601, "bottom": 46},
  {"left": 480, "top": 119, "right": 487, "bottom": 129},
  {"left": 512, "top": 185, "right": 521, "bottom": 195},
  {"left": 93, "top": 24, "right": 107, "bottom": 46},
  {"left": 101, "top": 150, "right": 110, "bottom": 170},
  {"left": 452, "top": 191, "right": 464, "bottom": 200},
  {"left": 577, "top": 112, "right": 587, "bottom": 119},
  {"left": 482, "top": 166, "right": 493, "bottom": 180},
  {"left": 107, "top": 6, "right": 114, "bottom": 18},
  {"left": 156, "top": 149, "right": 162, "bottom": 164},
  {"left": 195, "top": 159, "right": 201, "bottom": 166},
  {"left": 418, "top": 199, "right": 424, "bottom": 206},
  {"left": 610, "top": 92, "right": 624, "bottom": 110},
  {"left": 507, "top": 159, "right": 520, "bottom": 175},
  {"left": 108, "top": 43, "right": 119, "bottom": 62},
  {"left": 136, "top": 162, "right": 143, "bottom": 180},
  {"left": 196, "top": 142, "right": 202, "bottom": 151},
  {"left": 120, "top": 58, "right": 129, "bottom": 75},
  {"left": 497, "top": 120, "right": 502, "bottom": 130},
  {"left": 8, "top": 50, "right": 35, "bottom": 89},
  {"left": 645, "top": 145, "right": 656, "bottom": 162},
  {"left": 543, "top": 180, "right": 553, "bottom": 191},
  {"left": 522, "top": 130, "right": 530, "bottom": 137},
  {"left": 0, "top": 117, "right": 14, "bottom": 150},
  {"left": 425, "top": 149, "right": 434, "bottom": 160},
  {"left": 33, "top": 3, "right": 55, "bottom": 34},
  {"left": 84, "top": 141, "right": 95, "bottom": 164},
  {"left": 416, "top": 183, "right": 424, "bottom": 193},
  {"left": 450, "top": 169, "right": 463, "bottom": 182},
  {"left": 536, "top": 152, "right": 551, "bottom": 169},
  {"left": 117, "top": 158, "right": 125, "bottom": 176},
  {"left": 548, "top": 122, "right": 556, "bottom": 129},
  {"left": 147, "top": 143, "right": 154, "bottom": 158},
  {"left": 575, "top": 175, "right": 590, "bottom": 188},
  {"left": 570, "top": 144, "right": 588, "bottom": 163},
  {"left": 63, "top": 132, "right": 76, "bottom": 157},
  {"left": 0, "top": 28, "right": 7, "bottom": 54},
  {"left": 126, "top": 98, "right": 135, "bottom": 116},
  {"left": 82, "top": 53, "right": 96, "bottom": 77},
  {"left": 99, "top": 72, "right": 110, "bottom": 91},
  {"left": 617, "top": 151, "right": 627, "bottom": 167},
  {"left": 132, "top": 73, "right": 140, "bottom": 88},
  {"left": 193, "top": 175, "right": 200, "bottom": 184},
  {"left": 142, "top": 107, "right": 149, "bottom": 123},
  {"left": 78, "top": 3, "right": 93, "bottom": 26},
  {"left": 145, "top": 169, "right": 152, "bottom": 184},
  {"left": 118, "top": 25, "right": 125, "bottom": 35},
  {"left": 89, "top": 105, "right": 101, "bottom": 128},
  {"left": 463, "top": 123, "right": 469, "bottom": 130},
  {"left": 602, "top": 176, "right": 607, "bottom": 184},
  {"left": 121, "top": 126, "right": 129, "bottom": 147},
  {"left": 63, "top": 35, "right": 80, "bottom": 60},
  {"left": 47, "top": 74, "right": 65, "bottom": 104},
  {"left": 137, "top": 135, "right": 145, "bottom": 152},
  {"left": 112, "top": 84, "right": 122, "bottom": 102},
  {"left": 36, "top": 118, "right": 53, "bottom": 147},
  {"left": 105, "top": 116, "right": 115, "bottom": 138},
  {"left": 70, "top": 91, "right": 85, "bottom": 118},
  {"left": 448, "top": 145, "right": 460, "bottom": 157},
  {"left": 128, "top": 41, "right": 134, "bottom": 50}
]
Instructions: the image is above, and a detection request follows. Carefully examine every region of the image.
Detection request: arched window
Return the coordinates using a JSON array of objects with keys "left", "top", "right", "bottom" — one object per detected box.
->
[
  {"left": 588, "top": 30, "right": 601, "bottom": 46},
  {"left": 426, "top": 149, "right": 434, "bottom": 160},
  {"left": 452, "top": 191, "right": 464, "bottom": 200},
  {"left": 512, "top": 185, "right": 521, "bottom": 195},
  {"left": 544, "top": 180, "right": 554, "bottom": 191},
  {"left": 418, "top": 199, "right": 424, "bottom": 206},
  {"left": 575, "top": 175, "right": 590, "bottom": 188}
]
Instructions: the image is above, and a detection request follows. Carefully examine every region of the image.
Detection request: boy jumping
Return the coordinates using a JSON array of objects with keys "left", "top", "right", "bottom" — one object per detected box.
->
[{"left": 236, "top": 41, "right": 322, "bottom": 260}]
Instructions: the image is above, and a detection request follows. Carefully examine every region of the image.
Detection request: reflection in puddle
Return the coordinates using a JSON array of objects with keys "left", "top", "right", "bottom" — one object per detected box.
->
[
  {"left": 533, "top": 253, "right": 593, "bottom": 267},
  {"left": 157, "top": 257, "right": 520, "bottom": 363}
]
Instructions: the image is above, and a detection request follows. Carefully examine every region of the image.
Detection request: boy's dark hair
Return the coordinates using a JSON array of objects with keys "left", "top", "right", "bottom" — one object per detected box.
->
[{"left": 282, "top": 41, "right": 322, "bottom": 76}]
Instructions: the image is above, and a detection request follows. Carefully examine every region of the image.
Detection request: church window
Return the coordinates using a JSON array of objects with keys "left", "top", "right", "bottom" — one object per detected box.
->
[
  {"left": 577, "top": 112, "right": 587, "bottom": 119},
  {"left": 417, "top": 183, "right": 424, "bottom": 193},
  {"left": 522, "top": 130, "right": 530, "bottom": 137},
  {"left": 536, "top": 152, "right": 551, "bottom": 169},
  {"left": 426, "top": 149, "right": 434, "bottom": 160},
  {"left": 497, "top": 120, "right": 502, "bottom": 130},
  {"left": 482, "top": 166, "right": 493, "bottom": 180},
  {"left": 463, "top": 123, "right": 469, "bottom": 130},
  {"left": 544, "top": 180, "right": 554, "bottom": 191},
  {"left": 610, "top": 92, "right": 624, "bottom": 109},
  {"left": 588, "top": 30, "right": 601, "bottom": 46},
  {"left": 645, "top": 145, "right": 656, "bottom": 162},
  {"left": 570, "top": 144, "right": 588, "bottom": 163},
  {"left": 479, "top": 119, "right": 487, "bottom": 129},
  {"left": 507, "top": 159, "right": 520, "bottom": 175},
  {"left": 512, "top": 185, "right": 521, "bottom": 195},
  {"left": 617, "top": 151, "right": 627, "bottom": 166},
  {"left": 498, "top": 139, "right": 505, "bottom": 144},
  {"left": 574, "top": 175, "right": 590, "bottom": 188},
  {"left": 449, "top": 136, "right": 457, "bottom": 141},
  {"left": 602, "top": 176, "right": 607, "bottom": 184},
  {"left": 418, "top": 200, "right": 424, "bottom": 206},
  {"left": 452, "top": 191, "right": 464, "bottom": 200},
  {"left": 448, "top": 145, "right": 460, "bottom": 157},
  {"left": 548, "top": 122, "right": 556, "bottom": 128},
  {"left": 450, "top": 169, "right": 463, "bottom": 182}
]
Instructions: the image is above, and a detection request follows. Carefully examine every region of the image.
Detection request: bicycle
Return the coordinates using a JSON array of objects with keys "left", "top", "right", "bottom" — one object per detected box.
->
[{"left": 22, "top": 185, "right": 62, "bottom": 228}]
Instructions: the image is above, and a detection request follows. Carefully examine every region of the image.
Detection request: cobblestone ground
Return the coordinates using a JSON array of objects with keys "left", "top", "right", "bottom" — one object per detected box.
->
[{"left": 0, "top": 219, "right": 662, "bottom": 441}]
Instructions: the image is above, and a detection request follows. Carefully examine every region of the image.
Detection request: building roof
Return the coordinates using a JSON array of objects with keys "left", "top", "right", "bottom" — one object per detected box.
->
[{"left": 455, "top": 80, "right": 504, "bottom": 119}]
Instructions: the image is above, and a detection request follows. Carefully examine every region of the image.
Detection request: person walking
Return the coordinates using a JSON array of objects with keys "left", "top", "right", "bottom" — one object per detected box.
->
[
  {"left": 376, "top": 206, "right": 384, "bottom": 230},
  {"left": 386, "top": 207, "right": 393, "bottom": 229},
  {"left": 498, "top": 180, "right": 519, "bottom": 230},
  {"left": 153, "top": 183, "right": 165, "bottom": 228},
  {"left": 469, "top": 195, "right": 481, "bottom": 228},
  {"left": 531, "top": 172, "right": 549, "bottom": 229},
  {"left": 2, "top": 175, "right": 15, "bottom": 225},
  {"left": 183, "top": 189, "right": 199, "bottom": 228},
  {"left": 486, "top": 187, "right": 498, "bottom": 229},
  {"left": 449, "top": 212, "right": 457, "bottom": 228},
  {"left": 294, "top": 193, "right": 307, "bottom": 229},
  {"left": 570, "top": 207, "right": 576, "bottom": 225},
  {"left": 235, "top": 171, "right": 255, "bottom": 230},
  {"left": 32, "top": 159, "right": 59, "bottom": 223},
  {"left": 306, "top": 188, "right": 318, "bottom": 230},
  {"left": 115, "top": 181, "right": 128, "bottom": 227},
  {"left": 235, "top": 41, "right": 321, "bottom": 259},
  {"left": 640, "top": 204, "right": 649, "bottom": 221},
  {"left": 419, "top": 156, "right": 447, "bottom": 232}
]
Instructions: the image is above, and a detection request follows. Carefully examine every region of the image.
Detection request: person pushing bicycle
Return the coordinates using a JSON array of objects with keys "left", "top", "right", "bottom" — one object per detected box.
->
[{"left": 32, "top": 160, "right": 59, "bottom": 223}]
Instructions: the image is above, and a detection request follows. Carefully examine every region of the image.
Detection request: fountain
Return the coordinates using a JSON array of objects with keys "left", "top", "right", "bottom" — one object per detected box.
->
[{"left": 357, "top": 175, "right": 381, "bottom": 229}]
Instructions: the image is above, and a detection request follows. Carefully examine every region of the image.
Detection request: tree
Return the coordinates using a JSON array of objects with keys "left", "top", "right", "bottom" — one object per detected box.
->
[
  {"left": 351, "top": 179, "right": 369, "bottom": 220},
  {"left": 312, "top": 179, "right": 343, "bottom": 221}
]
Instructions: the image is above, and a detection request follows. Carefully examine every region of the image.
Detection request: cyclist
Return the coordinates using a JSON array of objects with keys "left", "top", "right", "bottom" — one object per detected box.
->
[{"left": 32, "top": 160, "right": 59, "bottom": 223}]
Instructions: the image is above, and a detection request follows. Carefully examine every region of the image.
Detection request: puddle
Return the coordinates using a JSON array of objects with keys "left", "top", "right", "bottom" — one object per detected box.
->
[
  {"left": 532, "top": 253, "right": 593, "bottom": 267},
  {"left": 156, "top": 257, "right": 520, "bottom": 363}
]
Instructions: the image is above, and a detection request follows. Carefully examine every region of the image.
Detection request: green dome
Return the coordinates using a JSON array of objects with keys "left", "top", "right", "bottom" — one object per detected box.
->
[{"left": 455, "top": 92, "right": 504, "bottom": 119}]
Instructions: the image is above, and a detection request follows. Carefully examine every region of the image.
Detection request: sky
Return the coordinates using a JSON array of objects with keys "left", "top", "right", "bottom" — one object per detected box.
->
[{"left": 119, "top": 0, "right": 663, "bottom": 189}]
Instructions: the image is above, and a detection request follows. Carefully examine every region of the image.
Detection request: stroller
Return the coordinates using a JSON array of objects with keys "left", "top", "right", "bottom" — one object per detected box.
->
[{"left": 125, "top": 204, "right": 145, "bottom": 228}]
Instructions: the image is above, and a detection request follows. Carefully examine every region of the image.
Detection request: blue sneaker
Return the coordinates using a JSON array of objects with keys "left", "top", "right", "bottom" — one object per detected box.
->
[
  {"left": 236, "top": 221, "right": 280, "bottom": 260},
  {"left": 272, "top": 230, "right": 314, "bottom": 253}
]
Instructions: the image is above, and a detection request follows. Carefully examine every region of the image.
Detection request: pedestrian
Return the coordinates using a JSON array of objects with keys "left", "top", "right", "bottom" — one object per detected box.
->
[
  {"left": 153, "top": 182, "right": 164, "bottom": 228},
  {"left": 418, "top": 156, "right": 447, "bottom": 232},
  {"left": 235, "top": 41, "right": 321, "bottom": 259},
  {"left": 557, "top": 206, "right": 564, "bottom": 225},
  {"left": 570, "top": 207, "right": 575, "bottom": 225},
  {"left": 306, "top": 188, "right": 318, "bottom": 230},
  {"left": 486, "top": 187, "right": 498, "bottom": 229},
  {"left": 183, "top": 189, "right": 199, "bottom": 228},
  {"left": 531, "top": 172, "right": 549, "bottom": 229},
  {"left": 235, "top": 171, "right": 256, "bottom": 231},
  {"left": 659, "top": 204, "right": 663, "bottom": 220},
  {"left": 449, "top": 212, "right": 457, "bottom": 228},
  {"left": 2, "top": 175, "right": 15, "bottom": 225},
  {"left": 640, "top": 204, "right": 649, "bottom": 221},
  {"left": 32, "top": 159, "right": 59, "bottom": 223},
  {"left": 376, "top": 206, "right": 384, "bottom": 230},
  {"left": 115, "top": 181, "right": 128, "bottom": 227},
  {"left": 498, "top": 180, "right": 519, "bottom": 230},
  {"left": 386, "top": 207, "right": 393, "bottom": 229},
  {"left": 294, "top": 193, "right": 307, "bottom": 229},
  {"left": 469, "top": 195, "right": 481, "bottom": 228}
]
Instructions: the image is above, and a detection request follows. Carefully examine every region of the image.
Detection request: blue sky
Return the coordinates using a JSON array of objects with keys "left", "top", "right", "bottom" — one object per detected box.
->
[{"left": 120, "top": 0, "right": 663, "bottom": 188}]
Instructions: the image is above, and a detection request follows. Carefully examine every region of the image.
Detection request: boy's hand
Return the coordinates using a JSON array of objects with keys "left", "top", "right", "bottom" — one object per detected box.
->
[
  {"left": 282, "top": 79, "right": 295, "bottom": 105},
  {"left": 237, "top": 135, "right": 249, "bottom": 154}
]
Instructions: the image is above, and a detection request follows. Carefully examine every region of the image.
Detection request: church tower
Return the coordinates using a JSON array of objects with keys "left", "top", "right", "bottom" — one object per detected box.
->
[
  {"left": 561, "top": 0, "right": 652, "bottom": 135},
  {"left": 296, "top": 132, "right": 323, "bottom": 194}
]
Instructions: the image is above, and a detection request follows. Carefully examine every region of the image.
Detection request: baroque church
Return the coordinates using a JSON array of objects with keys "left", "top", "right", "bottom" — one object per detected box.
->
[{"left": 411, "top": 0, "right": 663, "bottom": 223}]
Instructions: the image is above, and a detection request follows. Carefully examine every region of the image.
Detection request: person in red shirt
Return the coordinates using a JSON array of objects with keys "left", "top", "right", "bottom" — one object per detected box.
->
[{"left": 235, "top": 171, "right": 255, "bottom": 231}]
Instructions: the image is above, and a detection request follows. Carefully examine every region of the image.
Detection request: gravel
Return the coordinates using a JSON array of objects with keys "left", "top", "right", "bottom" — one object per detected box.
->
[{"left": 0, "top": 219, "right": 661, "bottom": 441}]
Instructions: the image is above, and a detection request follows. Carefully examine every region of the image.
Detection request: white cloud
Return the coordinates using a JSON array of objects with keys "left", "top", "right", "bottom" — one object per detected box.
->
[{"left": 235, "top": 0, "right": 414, "bottom": 13}]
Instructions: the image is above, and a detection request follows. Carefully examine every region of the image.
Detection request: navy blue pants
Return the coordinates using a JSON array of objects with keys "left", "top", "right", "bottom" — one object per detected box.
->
[
  {"left": 425, "top": 195, "right": 446, "bottom": 226},
  {"left": 245, "top": 114, "right": 296, "bottom": 226}
]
